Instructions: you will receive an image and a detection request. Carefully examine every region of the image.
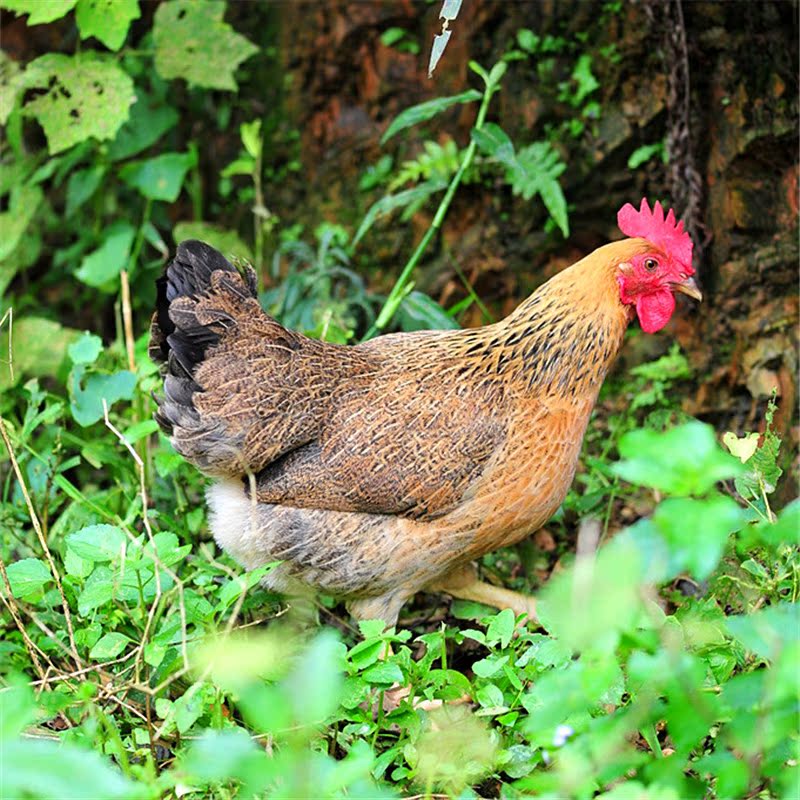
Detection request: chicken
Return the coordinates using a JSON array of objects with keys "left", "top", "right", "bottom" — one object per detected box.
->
[{"left": 150, "top": 199, "right": 701, "bottom": 627}]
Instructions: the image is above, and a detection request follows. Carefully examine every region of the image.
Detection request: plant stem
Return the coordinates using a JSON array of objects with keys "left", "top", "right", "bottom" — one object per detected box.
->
[{"left": 363, "top": 85, "right": 497, "bottom": 340}]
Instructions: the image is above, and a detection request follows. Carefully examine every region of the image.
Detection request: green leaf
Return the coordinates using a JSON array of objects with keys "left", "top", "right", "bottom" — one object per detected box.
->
[
  {"left": 69, "top": 365, "right": 136, "bottom": 426},
  {"left": 395, "top": 290, "right": 459, "bottom": 332},
  {"left": 0, "top": 50, "right": 25, "bottom": 125},
  {"left": 538, "top": 536, "right": 645, "bottom": 651},
  {"left": 725, "top": 602, "right": 798, "bottom": 660},
  {"left": 120, "top": 151, "right": 194, "bottom": 202},
  {"left": 77, "top": 566, "right": 115, "bottom": 614},
  {"left": 0, "top": 738, "right": 137, "bottom": 799},
  {"left": 75, "top": 222, "right": 136, "bottom": 289},
  {"left": 570, "top": 54, "right": 600, "bottom": 106},
  {"left": 67, "top": 524, "right": 127, "bottom": 562},
  {"left": 381, "top": 90, "right": 481, "bottom": 144},
  {"left": 5, "top": 558, "right": 52, "bottom": 598},
  {"left": 471, "top": 122, "right": 514, "bottom": 162},
  {"left": 153, "top": 0, "right": 258, "bottom": 91},
  {"left": 353, "top": 180, "right": 446, "bottom": 247},
  {"left": 68, "top": 333, "right": 103, "bottom": 366},
  {"left": 0, "top": 679, "right": 36, "bottom": 738},
  {"left": 0, "top": 0, "right": 77, "bottom": 24},
  {"left": 652, "top": 495, "right": 746, "bottom": 580},
  {"left": 362, "top": 660, "right": 403, "bottom": 686},
  {"left": 107, "top": 96, "right": 179, "bottom": 161},
  {"left": 89, "top": 631, "right": 130, "bottom": 660},
  {"left": 75, "top": 0, "right": 140, "bottom": 50},
  {"left": 0, "top": 183, "right": 42, "bottom": 261},
  {"left": 0, "top": 317, "right": 79, "bottom": 391},
  {"left": 216, "top": 564, "right": 275, "bottom": 612},
  {"left": 66, "top": 164, "right": 106, "bottom": 217},
  {"left": 21, "top": 53, "right": 135, "bottom": 154},
  {"left": 173, "top": 221, "right": 253, "bottom": 262},
  {"left": 240, "top": 119, "right": 261, "bottom": 159},
  {"left": 485, "top": 608, "right": 516, "bottom": 648},
  {"left": 613, "top": 421, "right": 743, "bottom": 496}
]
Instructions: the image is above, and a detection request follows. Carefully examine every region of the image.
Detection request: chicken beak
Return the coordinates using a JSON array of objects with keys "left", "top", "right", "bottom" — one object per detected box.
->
[{"left": 672, "top": 276, "right": 703, "bottom": 302}]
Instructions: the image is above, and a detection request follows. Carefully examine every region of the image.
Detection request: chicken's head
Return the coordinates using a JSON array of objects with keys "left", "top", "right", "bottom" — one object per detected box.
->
[{"left": 615, "top": 198, "right": 701, "bottom": 333}]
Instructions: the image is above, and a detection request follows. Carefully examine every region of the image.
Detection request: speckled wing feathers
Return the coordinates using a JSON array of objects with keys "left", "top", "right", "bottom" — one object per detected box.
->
[{"left": 150, "top": 241, "right": 508, "bottom": 519}]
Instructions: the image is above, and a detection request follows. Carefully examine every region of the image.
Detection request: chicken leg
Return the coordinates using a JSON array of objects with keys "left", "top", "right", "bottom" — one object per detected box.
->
[{"left": 429, "top": 563, "right": 538, "bottom": 624}]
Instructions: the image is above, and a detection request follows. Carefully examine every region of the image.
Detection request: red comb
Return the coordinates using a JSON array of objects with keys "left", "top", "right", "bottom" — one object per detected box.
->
[{"left": 617, "top": 198, "right": 694, "bottom": 273}]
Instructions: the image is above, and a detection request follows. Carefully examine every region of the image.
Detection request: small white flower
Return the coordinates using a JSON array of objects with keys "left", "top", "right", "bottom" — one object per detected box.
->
[{"left": 552, "top": 724, "right": 574, "bottom": 747}]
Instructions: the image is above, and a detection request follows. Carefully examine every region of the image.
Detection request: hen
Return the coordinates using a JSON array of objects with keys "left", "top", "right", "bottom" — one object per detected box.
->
[{"left": 150, "top": 199, "right": 701, "bottom": 626}]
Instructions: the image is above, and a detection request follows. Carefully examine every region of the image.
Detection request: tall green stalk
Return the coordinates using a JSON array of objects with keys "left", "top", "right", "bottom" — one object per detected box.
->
[{"left": 363, "top": 63, "right": 506, "bottom": 340}]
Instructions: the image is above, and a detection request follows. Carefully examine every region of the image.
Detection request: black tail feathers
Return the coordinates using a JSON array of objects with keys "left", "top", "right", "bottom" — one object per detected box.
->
[{"left": 150, "top": 241, "right": 258, "bottom": 437}]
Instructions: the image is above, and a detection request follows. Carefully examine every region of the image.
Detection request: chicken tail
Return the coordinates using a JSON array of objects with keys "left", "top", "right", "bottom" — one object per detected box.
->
[{"left": 149, "top": 240, "right": 264, "bottom": 477}]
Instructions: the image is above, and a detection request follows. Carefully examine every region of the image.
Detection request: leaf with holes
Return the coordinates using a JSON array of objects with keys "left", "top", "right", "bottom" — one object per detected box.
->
[
  {"left": 153, "top": 0, "right": 258, "bottom": 91},
  {"left": 21, "top": 53, "right": 135, "bottom": 154},
  {"left": 75, "top": 0, "right": 140, "bottom": 51},
  {"left": 0, "top": 0, "right": 77, "bottom": 25}
]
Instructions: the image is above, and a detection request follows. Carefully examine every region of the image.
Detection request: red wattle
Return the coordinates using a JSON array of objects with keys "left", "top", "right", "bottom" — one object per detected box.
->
[{"left": 636, "top": 290, "right": 676, "bottom": 333}]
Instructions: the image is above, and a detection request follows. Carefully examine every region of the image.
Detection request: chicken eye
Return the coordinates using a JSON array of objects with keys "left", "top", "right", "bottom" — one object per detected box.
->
[{"left": 644, "top": 258, "right": 659, "bottom": 272}]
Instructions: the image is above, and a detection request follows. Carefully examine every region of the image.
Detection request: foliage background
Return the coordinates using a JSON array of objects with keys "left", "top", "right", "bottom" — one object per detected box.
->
[{"left": 0, "top": 1, "right": 797, "bottom": 799}]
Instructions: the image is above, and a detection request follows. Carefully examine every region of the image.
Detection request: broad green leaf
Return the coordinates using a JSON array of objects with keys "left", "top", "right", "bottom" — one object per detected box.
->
[
  {"left": 107, "top": 96, "right": 179, "bottom": 161},
  {"left": 120, "top": 151, "right": 194, "bottom": 202},
  {"left": 283, "top": 630, "right": 345, "bottom": 724},
  {"left": 538, "top": 536, "right": 644, "bottom": 652},
  {"left": 0, "top": 738, "right": 137, "bottom": 799},
  {"left": 725, "top": 602, "right": 798, "bottom": 660},
  {"left": 362, "top": 660, "right": 403, "bottom": 686},
  {"left": 65, "top": 164, "right": 106, "bottom": 217},
  {"left": 77, "top": 566, "right": 115, "bottom": 615},
  {"left": 75, "top": 0, "right": 140, "bottom": 51},
  {"left": 75, "top": 222, "right": 135, "bottom": 290},
  {"left": 180, "top": 728, "right": 263, "bottom": 784},
  {"left": 652, "top": 495, "right": 746, "bottom": 580},
  {"left": 0, "top": 679, "right": 35, "bottom": 738},
  {"left": 0, "top": 317, "right": 79, "bottom": 391},
  {"left": 353, "top": 180, "right": 446, "bottom": 247},
  {"left": 395, "top": 290, "right": 459, "bottom": 332},
  {"left": 89, "top": 631, "right": 130, "bottom": 660},
  {"left": 381, "top": 89, "right": 481, "bottom": 144},
  {"left": 0, "top": 0, "right": 77, "bottom": 24},
  {"left": 5, "top": 557, "right": 52, "bottom": 598},
  {"left": 21, "top": 53, "right": 135, "bottom": 154},
  {"left": 0, "top": 50, "right": 24, "bottom": 125},
  {"left": 173, "top": 221, "right": 253, "bottom": 262},
  {"left": 153, "top": 0, "right": 258, "bottom": 91},
  {"left": 69, "top": 364, "right": 136, "bottom": 426},
  {"left": 67, "top": 524, "right": 127, "bottom": 562},
  {"left": 68, "top": 332, "right": 103, "bottom": 365},
  {"left": 613, "top": 421, "right": 743, "bottom": 496},
  {"left": 485, "top": 608, "right": 516, "bottom": 648},
  {"left": 0, "top": 183, "right": 42, "bottom": 261}
]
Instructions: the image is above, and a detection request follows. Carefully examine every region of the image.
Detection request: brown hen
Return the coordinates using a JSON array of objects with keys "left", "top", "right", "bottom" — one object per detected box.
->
[{"left": 150, "top": 199, "right": 701, "bottom": 626}]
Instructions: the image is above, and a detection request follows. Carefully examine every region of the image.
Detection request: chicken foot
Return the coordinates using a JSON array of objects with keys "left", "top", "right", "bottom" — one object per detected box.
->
[{"left": 429, "top": 563, "right": 538, "bottom": 624}]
